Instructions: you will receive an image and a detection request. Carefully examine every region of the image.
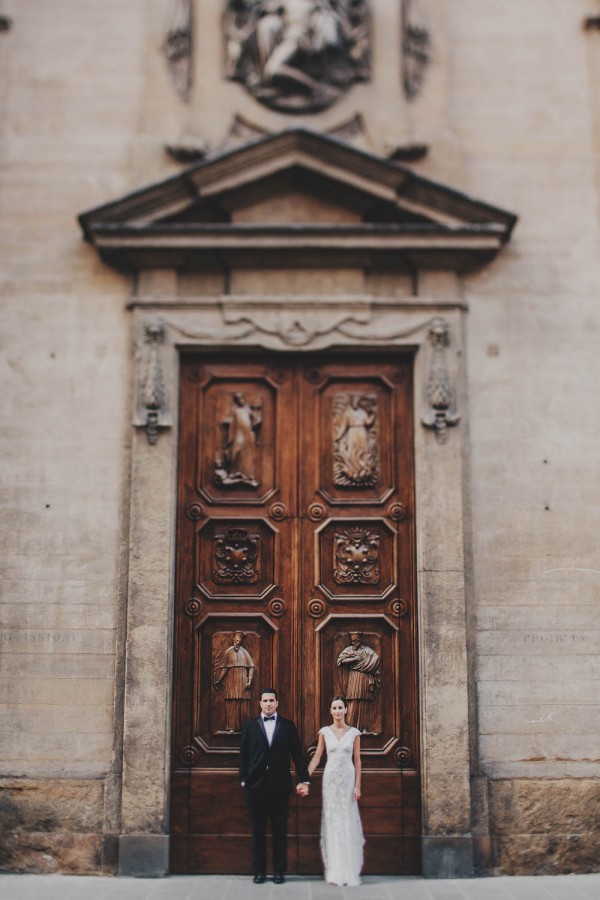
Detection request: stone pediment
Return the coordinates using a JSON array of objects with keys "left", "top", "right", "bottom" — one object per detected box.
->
[{"left": 79, "top": 129, "right": 517, "bottom": 273}]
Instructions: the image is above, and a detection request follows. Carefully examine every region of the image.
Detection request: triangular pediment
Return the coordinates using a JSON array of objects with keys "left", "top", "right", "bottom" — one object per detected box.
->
[{"left": 79, "top": 129, "right": 517, "bottom": 273}]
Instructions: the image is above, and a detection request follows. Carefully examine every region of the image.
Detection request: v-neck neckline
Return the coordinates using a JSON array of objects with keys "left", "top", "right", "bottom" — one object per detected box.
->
[{"left": 328, "top": 725, "right": 352, "bottom": 742}]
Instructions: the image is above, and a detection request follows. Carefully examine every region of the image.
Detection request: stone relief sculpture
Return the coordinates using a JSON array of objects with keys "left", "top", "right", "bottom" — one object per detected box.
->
[
  {"left": 215, "top": 392, "right": 262, "bottom": 487},
  {"left": 214, "top": 631, "right": 255, "bottom": 732},
  {"left": 213, "top": 527, "right": 260, "bottom": 583},
  {"left": 223, "top": 0, "right": 371, "bottom": 113},
  {"left": 334, "top": 528, "right": 380, "bottom": 584},
  {"left": 336, "top": 631, "right": 381, "bottom": 733},
  {"left": 333, "top": 392, "right": 378, "bottom": 487}
]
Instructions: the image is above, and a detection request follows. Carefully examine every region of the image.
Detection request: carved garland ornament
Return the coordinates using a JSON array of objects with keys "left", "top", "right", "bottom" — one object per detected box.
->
[
  {"left": 421, "top": 317, "right": 460, "bottom": 443},
  {"left": 140, "top": 323, "right": 168, "bottom": 445}
]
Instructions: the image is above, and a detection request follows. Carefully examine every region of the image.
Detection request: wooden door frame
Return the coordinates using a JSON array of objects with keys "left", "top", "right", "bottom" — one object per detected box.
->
[{"left": 114, "top": 281, "right": 474, "bottom": 879}]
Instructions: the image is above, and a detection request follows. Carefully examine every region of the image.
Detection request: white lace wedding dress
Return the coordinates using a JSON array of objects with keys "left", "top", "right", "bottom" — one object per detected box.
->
[{"left": 319, "top": 725, "right": 364, "bottom": 886}]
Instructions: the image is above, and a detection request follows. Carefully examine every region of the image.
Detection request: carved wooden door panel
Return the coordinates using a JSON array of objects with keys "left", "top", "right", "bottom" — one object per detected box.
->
[
  {"left": 170, "top": 354, "right": 420, "bottom": 874},
  {"left": 296, "top": 358, "right": 420, "bottom": 874}
]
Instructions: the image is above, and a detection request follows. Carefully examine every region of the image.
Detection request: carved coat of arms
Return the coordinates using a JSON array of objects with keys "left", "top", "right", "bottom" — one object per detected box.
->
[{"left": 223, "top": 0, "right": 371, "bottom": 113}]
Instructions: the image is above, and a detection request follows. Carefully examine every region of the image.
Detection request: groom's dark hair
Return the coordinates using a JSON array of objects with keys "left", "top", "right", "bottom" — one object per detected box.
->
[{"left": 260, "top": 687, "right": 278, "bottom": 700}]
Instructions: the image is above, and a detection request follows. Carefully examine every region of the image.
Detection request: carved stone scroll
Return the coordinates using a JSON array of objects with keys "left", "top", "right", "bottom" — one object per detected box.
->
[
  {"left": 213, "top": 528, "right": 260, "bottom": 584},
  {"left": 164, "top": 0, "right": 194, "bottom": 101},
  {"left": 421, "top": 317, "right": 460, "bottom": 443},
  {"left": 214, "top": 392, "right": 262, "bottom": 488},
  {"left": 333, "top": 393, "right": 378, "bottom": 487},
  {"left": 402, "top": 0, "right": 430, "bottom": 101},
  {"left": 213, "top": 630, "right": 255, "bottom": 733},
  {"left": 223, "top": 0, "right": 371, "bottom": 113},
  {"left": 336, "top": 631, "right": 381, "bottom": 734},
  {"left": 334, "top": 528, "right": 380, "bottom": 584}
]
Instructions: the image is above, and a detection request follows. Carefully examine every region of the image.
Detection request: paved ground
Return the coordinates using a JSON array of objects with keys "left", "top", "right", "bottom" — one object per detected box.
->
[{"left": 1, "top": 874, "right": 600, "bottom": 900}]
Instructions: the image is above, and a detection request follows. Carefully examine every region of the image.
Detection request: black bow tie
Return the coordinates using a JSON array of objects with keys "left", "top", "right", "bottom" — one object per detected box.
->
[{"left": 263, "top": 716, "right": 276, "bottom": 722}]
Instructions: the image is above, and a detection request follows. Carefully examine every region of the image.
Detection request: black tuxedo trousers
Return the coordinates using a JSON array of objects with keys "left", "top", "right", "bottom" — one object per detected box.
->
[{"left": 239, "top": 715, "right": 310, "bottom": 874}]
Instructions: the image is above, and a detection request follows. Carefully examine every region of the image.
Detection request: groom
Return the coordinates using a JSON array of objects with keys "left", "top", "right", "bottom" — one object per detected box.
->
[{"left": 239, "top": 688, "right": 310, "bottom": 884}]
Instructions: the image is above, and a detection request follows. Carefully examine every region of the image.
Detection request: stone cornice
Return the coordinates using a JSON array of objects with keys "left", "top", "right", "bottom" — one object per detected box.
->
[
  {"left": 86, "top": 222, "right": 507, "bottom": 274},
  {"left": 78, "top": 129, "right": 517, "bottom": 275}
]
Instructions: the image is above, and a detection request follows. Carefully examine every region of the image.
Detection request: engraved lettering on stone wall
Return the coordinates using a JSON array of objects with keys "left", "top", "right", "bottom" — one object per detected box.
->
[
  {"left": 213, "top": 630, "right": 255, "bottom": 732},
  {"left": 522, "top": 633, "right": 589, "bottom": 644},
  {"left": 213, "top": 527, "right": 260, "bottom": 583},
  {"left": 223, "top": 0, "right": 371, "bottom": 113},
  {"left": 215, "top": 392, "right": 262, "bottom": 487},
  {"left": 333, "top": 392, "right": 378, "bottom": 487},
  {"left": 334, "top": 528, "right": 380, "bottom": 584},
  {"left": 336, "top": 631, "right": 381, "bottom": 733}
]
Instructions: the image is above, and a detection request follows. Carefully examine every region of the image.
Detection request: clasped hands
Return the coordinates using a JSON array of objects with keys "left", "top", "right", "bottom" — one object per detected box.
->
[{"left": 296, "top": 783, "right": 309, "bottom": 797}]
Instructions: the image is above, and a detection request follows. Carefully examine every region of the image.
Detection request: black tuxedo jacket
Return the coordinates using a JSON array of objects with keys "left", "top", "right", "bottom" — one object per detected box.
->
[{"left": 239, "top": 714, "right": 310, "bottom": 792}]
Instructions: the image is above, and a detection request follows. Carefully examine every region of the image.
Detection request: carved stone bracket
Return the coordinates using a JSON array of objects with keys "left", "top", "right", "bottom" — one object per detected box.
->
[
  {"left": 134, "top": 321, "right": 171, "bottom": 444},
  {"left": 421, "top": 317, "right": 460, "bottom": 443}
]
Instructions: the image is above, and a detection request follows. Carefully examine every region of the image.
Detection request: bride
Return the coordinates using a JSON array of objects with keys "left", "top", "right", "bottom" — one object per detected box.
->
[{"left": 308, "top": 696, "right": 364, "bottom": 886}]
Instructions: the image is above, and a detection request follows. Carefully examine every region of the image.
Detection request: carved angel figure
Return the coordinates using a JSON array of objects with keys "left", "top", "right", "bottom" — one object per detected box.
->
[
  {"left": 333, "top": 393, "right": 378, "bottom": 487},
  {"left": 223, "top": 0, "right": 371, "bottom": 113},
  {"left": 336, "top": 632, "right": 381, "bottom": 734},
  {"left": 215, "top": 392, "right": 262, "bottom": 488}
]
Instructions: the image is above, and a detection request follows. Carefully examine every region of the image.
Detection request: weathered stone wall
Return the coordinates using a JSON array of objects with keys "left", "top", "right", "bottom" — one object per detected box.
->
[
  {"left": 488, "top": 780, "right": 600, "bottom": 875},
  {"left": 449, "top": 0, "right": 600, "bottom": 874},
  {"left": 0, "top": 0, "right": 146, "bottom": 873}
]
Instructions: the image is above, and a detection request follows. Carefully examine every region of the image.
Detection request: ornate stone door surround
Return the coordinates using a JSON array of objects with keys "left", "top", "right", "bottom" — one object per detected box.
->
[
  {"left": 78, "top": 129, "right": 517, "bottom": 878},
  {"left": 122, "top": 288, "right": 470, "bottom": 879}
]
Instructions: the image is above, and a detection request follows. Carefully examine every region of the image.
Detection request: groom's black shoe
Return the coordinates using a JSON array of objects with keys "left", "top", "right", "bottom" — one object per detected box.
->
[
  {"left": 253, "top": 873, "right": 266, "bottom": 884},
  {"left": 273, "top": 873, "right": 285, "bottom": 884}
]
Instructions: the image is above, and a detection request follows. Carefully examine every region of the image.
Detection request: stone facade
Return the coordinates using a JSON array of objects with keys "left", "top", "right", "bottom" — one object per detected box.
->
[{"left": 0, "top": 0, "right": 599, "bottom": 878}]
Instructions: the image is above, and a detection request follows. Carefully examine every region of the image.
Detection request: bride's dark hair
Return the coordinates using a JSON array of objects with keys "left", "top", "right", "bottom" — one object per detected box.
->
[{"left": 331, "top": 695, "right": 347, "bottom": 706}]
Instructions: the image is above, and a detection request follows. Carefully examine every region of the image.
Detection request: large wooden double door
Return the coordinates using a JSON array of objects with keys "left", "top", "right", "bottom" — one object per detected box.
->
[{"left": 170, "top": 353, "right": 421, "bottom": 874}]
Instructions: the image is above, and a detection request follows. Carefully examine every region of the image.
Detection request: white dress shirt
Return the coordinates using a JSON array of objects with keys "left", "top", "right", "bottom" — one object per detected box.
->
[{"left": 262, "top": 712, "right": 277, "bottom": 745}]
